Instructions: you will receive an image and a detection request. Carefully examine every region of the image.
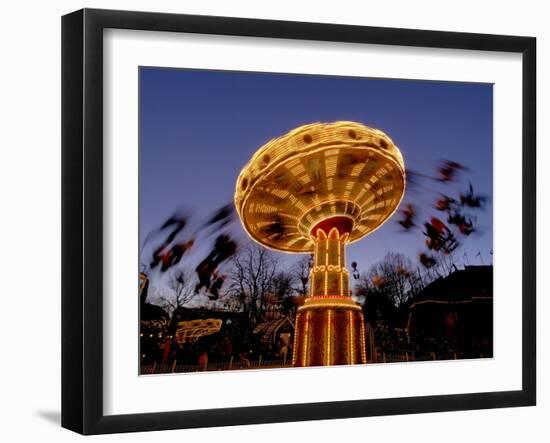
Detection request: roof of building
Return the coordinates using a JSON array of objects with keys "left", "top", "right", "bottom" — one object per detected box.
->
[
  {"left": 140, "top": 302, "right": 169, "bottom": 321},
  {"left": 410, "top": 265, "right": 493, "bottom": 308},
  {"left": 172, "top": 306, "right": 245, "bottom": 321},
  {"left": 253, "top": 317, "right": 295, "bottom": 343}
]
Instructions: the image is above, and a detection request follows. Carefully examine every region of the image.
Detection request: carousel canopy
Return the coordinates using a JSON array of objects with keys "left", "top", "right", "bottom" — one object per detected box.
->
[{"left": 235, "top": 121, "right": 406, "bottom": 253}]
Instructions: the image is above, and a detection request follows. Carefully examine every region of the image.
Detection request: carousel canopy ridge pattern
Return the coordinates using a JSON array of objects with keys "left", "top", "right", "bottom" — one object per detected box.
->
[{"left": 235, "top": 121, "right": 406, "bottom": 253}]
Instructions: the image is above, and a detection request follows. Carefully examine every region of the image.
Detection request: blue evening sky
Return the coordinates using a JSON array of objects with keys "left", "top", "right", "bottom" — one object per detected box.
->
[{"left": 139, "top": 67, "right": 493, "bottom": 287}]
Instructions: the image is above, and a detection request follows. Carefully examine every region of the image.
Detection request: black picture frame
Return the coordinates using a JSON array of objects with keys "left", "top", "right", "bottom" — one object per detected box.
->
[{"left": 62, "top": 8, "right": 536, "bottom": 435}]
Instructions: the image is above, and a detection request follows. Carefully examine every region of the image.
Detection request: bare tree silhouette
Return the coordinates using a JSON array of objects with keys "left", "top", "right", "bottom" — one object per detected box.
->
[
  {"left": 291, "top": 255, "right": 313, "bottom": 297},
  {"left": 227, "top": 243, "right": 278, "bottom": 322},
  {"left": 160, "top": 270, "right": 196, "bottom": 315}
]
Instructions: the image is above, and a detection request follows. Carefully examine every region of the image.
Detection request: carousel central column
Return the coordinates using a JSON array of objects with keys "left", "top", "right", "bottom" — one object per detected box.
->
[{"left": 292, "top": 217, "right": 367, "bottom": 367}]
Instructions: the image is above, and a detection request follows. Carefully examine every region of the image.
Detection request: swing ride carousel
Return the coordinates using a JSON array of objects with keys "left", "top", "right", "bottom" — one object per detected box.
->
[{"left": 234, "top": 121, "right": 406, "bottom": 367}]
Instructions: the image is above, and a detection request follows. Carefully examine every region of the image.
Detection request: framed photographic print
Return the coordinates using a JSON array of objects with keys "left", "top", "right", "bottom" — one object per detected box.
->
[{"left": 61, "top": 8, "right": 536, "bottom": 435}]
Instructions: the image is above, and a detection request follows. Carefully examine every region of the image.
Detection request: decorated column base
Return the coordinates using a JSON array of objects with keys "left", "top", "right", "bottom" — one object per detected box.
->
[{"left": 293, "top": 296, "right": 367, "bottom": 367}]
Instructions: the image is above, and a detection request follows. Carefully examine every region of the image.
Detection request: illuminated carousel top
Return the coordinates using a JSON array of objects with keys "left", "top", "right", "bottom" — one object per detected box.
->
[{"left": 234, "top": 121, "right": 406, "bottom": 253}]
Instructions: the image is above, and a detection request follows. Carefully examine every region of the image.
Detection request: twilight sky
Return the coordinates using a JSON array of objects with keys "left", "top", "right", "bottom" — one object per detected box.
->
[{"left": 139, "top": 67, "right": 493, "bottom": 292}]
